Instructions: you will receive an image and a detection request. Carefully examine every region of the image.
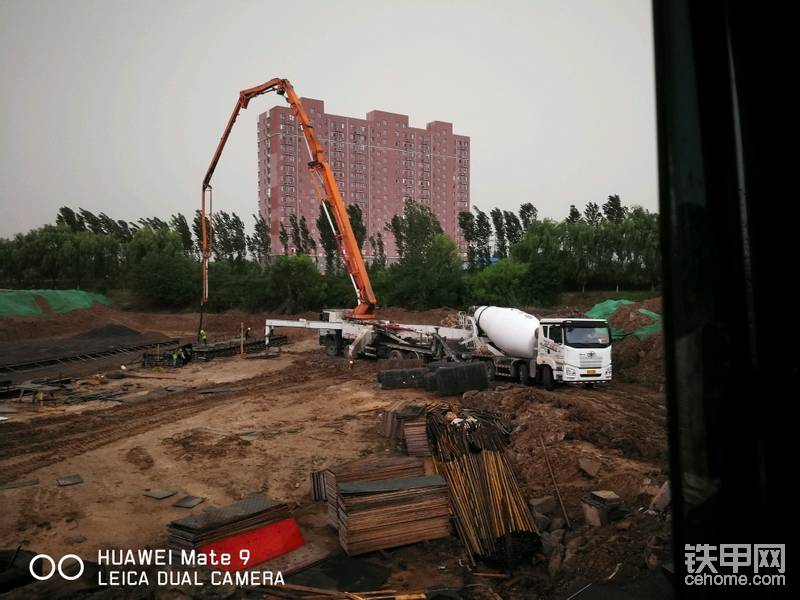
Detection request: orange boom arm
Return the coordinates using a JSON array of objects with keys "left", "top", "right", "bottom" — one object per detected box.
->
[{"left": 200, "top": 78, "right": 377, "bottom": 319}]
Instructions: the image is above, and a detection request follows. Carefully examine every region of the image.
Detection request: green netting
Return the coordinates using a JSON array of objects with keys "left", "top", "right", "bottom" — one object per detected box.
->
[
  {"left": 584, "top": 299, "right": 635, "bottom": 340},
  {"left": 584, "top": 299, "right": 635, "bottom": 320},
  {"left": 37, "top": 290, "right": 111, "bottom": 313},
  {"left": 638, "top": 308, "right": 661, "bottom": 321},
  {"left": 584, "top": 299, "right": 662, "bottom": 340},
  {"left": 632, "top": 321, "right": 662, "bottom": 339},
  {"left": 0, "top": 290, "right": 44, "bottom": 316},
  {"left": 0, "top": 289, "right": 111, "bottom": 317}
]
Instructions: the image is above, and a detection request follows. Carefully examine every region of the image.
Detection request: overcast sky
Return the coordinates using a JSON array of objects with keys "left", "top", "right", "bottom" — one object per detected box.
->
[{"left": 0, "top": 0, "right": 656, "bottom": 238}]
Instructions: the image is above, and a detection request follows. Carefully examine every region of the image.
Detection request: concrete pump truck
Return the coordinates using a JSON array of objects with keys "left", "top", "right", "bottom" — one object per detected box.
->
[{"left": 199, "top": 77, "right": 612, "bottom": 389}]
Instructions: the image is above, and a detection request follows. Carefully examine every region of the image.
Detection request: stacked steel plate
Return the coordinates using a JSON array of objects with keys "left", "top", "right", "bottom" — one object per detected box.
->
[
  {"left": 311, "top": 456, "right": 426, "bottom": 526},
  {"left": 336, "top": 475, "right": 451, "bottom": 555}
]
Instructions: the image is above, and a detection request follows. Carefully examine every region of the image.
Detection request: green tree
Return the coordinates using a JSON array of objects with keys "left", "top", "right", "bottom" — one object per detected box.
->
[
  {"left": 346, "top": 204, "right": 367, "bottom": 252},
  {"left": 126, "top": 228, "right": 195, "bottom": 307},
  {"left": 467, "top": 259, "right": 529, "bottom": 306},
  {"left": 522, "top": 251, "right": 564, "bottom": 306},
  {"left": 368, "top": 232, "right": 387, "bottom": 270},
  {"left": 279, "top": 222, "right": 289, "bottom": 255},
  {"left": 56, "top": 207, "right": 85, "bottom": 232},
  {"left": 383, "top": 234, "right": 463, "bottom": 309},
  {"left": 138, "top": 216, "right": 170, "bottom": 231},
  {"left": 317, "top": 202, "right": 340, "bottom": 273},
  {"left": 457, "top": 210, "right": 478, "bottom": 270},
  {"left": 300, "top": 216, "right": 316, "bottom": 259},
  {"left": 602, "top": 194, "right": 628, "bottom": 224},
  {"left": 584, "top": 202, "right": 603, "bottom": 226},
  {"left": 384, "top": 199, "right": 443, "bottom": 262},
  {"left": 246, "top": 213, "right": 271, "bottom": 266},
  {"left": 79, "top": 208, "right": 104, "bottom": 234},
  {"left": 228, "top": 213, "right": 248, "bottom": 263},
  {"left": 473, "top": 207, "right": 493, "bottom": 268},
  {"left": 503, "top": 210, "right": 523, "bottom": 248},
  {"left": 170, "top": 213, "right": 194, "bottom": 255},
  {"left": 288, "top": 214, "right": 303, "bottom": 254},
  {"left": 490, "top": 208, "right": 507, "bottom": 258},
  {"left": 266, "top": 255, "right": 323, "bottom": 312},
  {"left": 519, "top": 202, "right": 538, "bottom": 230},
  {"left": 566, "top": 205, "right": 583, "bottom": 224}
]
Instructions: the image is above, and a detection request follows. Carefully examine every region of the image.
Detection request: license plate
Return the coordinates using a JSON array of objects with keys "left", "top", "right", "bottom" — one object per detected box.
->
[{"left": 587, "top": 369, "right": 597, "bottom": 374}]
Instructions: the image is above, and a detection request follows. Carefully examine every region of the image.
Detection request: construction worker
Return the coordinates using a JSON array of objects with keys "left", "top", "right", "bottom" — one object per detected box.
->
[
  {"left": 171, "top": 348, "right": 179, "bottom": 367},
  {"left": 199, "top": 329, "right": 208, "bottom": 346},
  {"left": 245, "top": 327, "right": 252, "bottom": 340}
]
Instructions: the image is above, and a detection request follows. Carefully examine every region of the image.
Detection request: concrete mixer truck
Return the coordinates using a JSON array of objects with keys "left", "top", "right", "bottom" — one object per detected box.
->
[
  {"left": 264, "top": 305, "right": 612, "bottom": 390},
  {"left": 458, "top": 306, "right": 613, "bottom": 390}
]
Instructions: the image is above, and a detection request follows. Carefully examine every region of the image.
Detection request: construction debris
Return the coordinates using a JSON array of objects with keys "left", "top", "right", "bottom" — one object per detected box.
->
[
  {"left": 172, "top": 495, "right": 206, "bottom": 508},
  {"left": 380, "top": 400, "right": 426, "bottom": 442},
  {"left": 143, "top": 488, "right": 177, "bottom": 500},
  {"left": 56, "top": 474, "right": 83, "bottom": 487},
  {"left": 0, "top": 479, "right": 39, "bottom": 490},
  {"left": 260, "top": 582, "right": 430, "bottom": 599},
  {"left": 581, "top": 490, "right": 625, "bottom": 527},
  {"left": 540, "top": 435, "right": 572, "bottom": 530},
  {"left": 578, "top": 457, "right": 602, "bottom": 478},
  {"left": 402, "top": 417, "right": 430, "bottom": 457},
  {"left": 648, "top": 481, "right": 671, "bottom": 512},
  {"left": 336, "top": 475, "right": 452, "bottom": 555}
]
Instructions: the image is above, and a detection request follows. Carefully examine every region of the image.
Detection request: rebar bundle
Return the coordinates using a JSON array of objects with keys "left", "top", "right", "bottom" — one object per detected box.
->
[{"left": 426, "top": 408, "right": 537, "bottom": 562}]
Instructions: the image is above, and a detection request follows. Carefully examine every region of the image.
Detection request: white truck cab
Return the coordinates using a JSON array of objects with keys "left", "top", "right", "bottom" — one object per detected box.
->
[{"left": 536, "top": 318, "right": 612, "bottom": 388}]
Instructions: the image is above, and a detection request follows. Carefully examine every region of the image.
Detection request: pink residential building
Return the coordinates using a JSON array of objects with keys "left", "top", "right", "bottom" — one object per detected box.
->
[{"left": 257, "top": 98, "right": 470, "bottom": 261}]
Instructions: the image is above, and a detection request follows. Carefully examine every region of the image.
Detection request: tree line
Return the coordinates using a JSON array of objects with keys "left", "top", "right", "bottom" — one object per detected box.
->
[{"left": 0, "top": 195, "right": 659, "bottom": 312}]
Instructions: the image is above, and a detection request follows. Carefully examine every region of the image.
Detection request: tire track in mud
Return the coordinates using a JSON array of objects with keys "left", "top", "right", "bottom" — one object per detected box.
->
[{"left": 0, "top": 354, "right": 372, "bottom": 483}]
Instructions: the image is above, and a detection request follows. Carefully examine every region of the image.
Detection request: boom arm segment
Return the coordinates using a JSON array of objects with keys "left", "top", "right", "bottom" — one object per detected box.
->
[{"left": 200, "top": 78, "right": 377, "bottom": 318}]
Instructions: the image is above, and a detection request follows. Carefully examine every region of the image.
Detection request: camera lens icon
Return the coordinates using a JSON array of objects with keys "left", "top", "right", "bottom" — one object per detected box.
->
[{"left": 29, "top": 554, "right": 84, "bottom": 581}]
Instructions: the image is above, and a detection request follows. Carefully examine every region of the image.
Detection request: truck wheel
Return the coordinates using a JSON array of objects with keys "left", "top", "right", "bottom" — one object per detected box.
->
[
  {"left": 388, "top": 349, "right": 404, "bottom": 360},
  {"left": 518, "top": 363, "right": 530, "bottom": 385},
  {"left": 541, "top": 366, "right": 555, "bottom": 391},
  {"left": 325, "top": 340, "right": 340, "bottom": 357},
  {"left": 405, "top": 350, "right": 422, "bottom": 360}
]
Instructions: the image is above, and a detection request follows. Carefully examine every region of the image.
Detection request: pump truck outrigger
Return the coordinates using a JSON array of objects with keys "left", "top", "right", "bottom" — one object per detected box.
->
[{"left": 200, "top": 77, "right": 612, "bottom": 389}]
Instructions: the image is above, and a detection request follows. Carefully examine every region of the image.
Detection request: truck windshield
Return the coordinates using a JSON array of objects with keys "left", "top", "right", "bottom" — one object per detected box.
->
[{"left": 565, "top": 326, "right": 611, "bottom": 348}]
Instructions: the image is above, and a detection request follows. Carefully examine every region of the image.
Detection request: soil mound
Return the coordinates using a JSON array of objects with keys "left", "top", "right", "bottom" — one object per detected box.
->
[{"left": 72, "top": 324, "right": 141, "bottom": 340}]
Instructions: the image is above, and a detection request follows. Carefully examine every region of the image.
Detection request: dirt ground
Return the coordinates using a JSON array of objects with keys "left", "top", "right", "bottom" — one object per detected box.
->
[{"left": 0, "top": 303, "right": 670, "bottom": 599}]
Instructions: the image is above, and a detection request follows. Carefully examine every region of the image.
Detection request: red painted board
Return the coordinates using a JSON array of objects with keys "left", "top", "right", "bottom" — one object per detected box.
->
[{"left": 198, "top": 517, "right": 304, "bottom": 571}]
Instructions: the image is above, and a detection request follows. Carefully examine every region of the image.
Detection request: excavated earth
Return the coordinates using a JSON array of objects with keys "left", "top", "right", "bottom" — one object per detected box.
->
[{"left": 0, "top": 303, "right": 669, "bottom": 599}]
